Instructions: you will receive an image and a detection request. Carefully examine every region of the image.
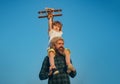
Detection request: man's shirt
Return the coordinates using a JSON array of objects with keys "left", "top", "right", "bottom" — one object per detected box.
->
[{"left": 39, "top": 53, "right": 77, "bottom": 84}]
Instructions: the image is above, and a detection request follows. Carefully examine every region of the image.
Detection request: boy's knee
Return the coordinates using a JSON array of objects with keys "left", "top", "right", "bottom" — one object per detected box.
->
[{"left": 65, "top": 48, "right": 71, "bottom": 54}]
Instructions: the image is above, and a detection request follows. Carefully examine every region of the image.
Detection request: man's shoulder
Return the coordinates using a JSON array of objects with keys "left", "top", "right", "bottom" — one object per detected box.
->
[
  {"left": 42, "top": 56, "right": 49, "bottom": 64},
  {"left": 44, "top": 56, "right": 49, "bottom": 60}
]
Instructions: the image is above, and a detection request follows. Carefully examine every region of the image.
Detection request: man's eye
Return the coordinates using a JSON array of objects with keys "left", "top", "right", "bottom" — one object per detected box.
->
[{"left": 58, "top": 43, "right": 64, "bottom": 45}]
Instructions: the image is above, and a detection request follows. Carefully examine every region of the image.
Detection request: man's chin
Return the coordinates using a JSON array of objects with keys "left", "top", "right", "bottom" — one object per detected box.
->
[
  {"left": 59, "top": 47, "right": 64, "bottom": 50},
  {"left": 60, "top": 48, "right": 64, "bottom": 50},
  {"left": 58, "top": 48, "right": 64, "bottom": 55}
]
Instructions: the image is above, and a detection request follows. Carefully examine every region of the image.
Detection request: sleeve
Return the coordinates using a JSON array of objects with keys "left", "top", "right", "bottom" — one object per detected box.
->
[
  {"left": 49, "top": 29, "right": 54, "bottom": 37},
  {"left": 69, "top": 70, "right": 77, "bottom": 78},
  {"left": 39, "top": 56, "right": 50, "bottom": 80},
  {"left": 61, "top": 31, "right": 63, "bottom": 36}
]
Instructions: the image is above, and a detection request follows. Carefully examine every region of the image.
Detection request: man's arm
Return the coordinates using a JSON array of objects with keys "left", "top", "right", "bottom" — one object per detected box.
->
[
  {"left": 39, "top": 56, "right": 49, "bottom": 80},
  {"left": 68, "top": 60, "right": 77, "bottom": 78}
]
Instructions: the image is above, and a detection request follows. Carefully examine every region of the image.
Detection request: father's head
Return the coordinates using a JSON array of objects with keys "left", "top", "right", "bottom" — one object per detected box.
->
[{"left": 50, "top": 37, "right": 64, "bottom": 54}]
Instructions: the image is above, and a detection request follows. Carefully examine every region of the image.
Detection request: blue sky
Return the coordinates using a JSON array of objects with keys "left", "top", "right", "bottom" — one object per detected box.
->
[{"left": 0, "top": 0, "right": 120, "bottom": 84}]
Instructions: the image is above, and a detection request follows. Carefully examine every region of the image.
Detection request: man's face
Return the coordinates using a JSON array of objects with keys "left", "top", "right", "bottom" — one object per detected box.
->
[{"left": 55, "top": 40, "right": 64, "bottom": 52}]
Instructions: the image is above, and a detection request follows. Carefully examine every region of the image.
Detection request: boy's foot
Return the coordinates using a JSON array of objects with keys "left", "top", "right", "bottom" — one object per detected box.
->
[
  {"left": 48, "top": 68, "right": 59, "bottom": 75},
  {"left": 53, "top": 68, "right": 59, "bottom": 75},
  {"left": 67, "top": 64, "right": 75, "bottom": 73}
]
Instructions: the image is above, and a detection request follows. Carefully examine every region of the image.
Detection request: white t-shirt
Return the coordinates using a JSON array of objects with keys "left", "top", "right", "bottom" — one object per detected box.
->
[{"left": 49, "top": 29, "right": 63, "bottom": 43}]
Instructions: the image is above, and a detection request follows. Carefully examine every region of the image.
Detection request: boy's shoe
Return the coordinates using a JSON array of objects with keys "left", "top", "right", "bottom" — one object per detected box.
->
[
  {"left": 67, "top": 64, "right": 75, "bottom": 73},
  {"left": 48, "top": 68, "right": 59, "bottom": 76},
  {"left": 52, "top": 68, "right": 59, "bottom": 75}
]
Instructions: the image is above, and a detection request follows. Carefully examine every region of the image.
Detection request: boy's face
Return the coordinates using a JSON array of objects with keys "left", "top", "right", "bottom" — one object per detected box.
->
[{"left": 53, "top": 24, "right": 61, "bottom": 31}]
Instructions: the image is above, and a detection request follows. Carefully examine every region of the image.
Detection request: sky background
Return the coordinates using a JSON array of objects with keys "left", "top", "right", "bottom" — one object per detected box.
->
[{"left": 0, "top": 0, "right": 120, "bottom": 84}]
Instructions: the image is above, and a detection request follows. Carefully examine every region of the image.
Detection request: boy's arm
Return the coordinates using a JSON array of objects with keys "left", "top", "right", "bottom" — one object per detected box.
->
[
  {"left": 39, "top": 56, "right": 49, "bottom": 80},
  {"left": 48, "top": 13, "right": 53, "bottom": 32}
]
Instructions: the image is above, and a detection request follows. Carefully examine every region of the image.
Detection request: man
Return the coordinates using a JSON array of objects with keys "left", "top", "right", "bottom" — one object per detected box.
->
[{"left": 39, "top": 37, "right": 77, "bottom": 84}]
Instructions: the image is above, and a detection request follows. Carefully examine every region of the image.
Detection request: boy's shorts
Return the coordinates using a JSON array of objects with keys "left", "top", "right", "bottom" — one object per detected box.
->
[
  {"left": 47, "top": 48, "right": 71, "bottom": 56},
  {"left": 47, "top": 48, "right": 56, "bottom": 56}
]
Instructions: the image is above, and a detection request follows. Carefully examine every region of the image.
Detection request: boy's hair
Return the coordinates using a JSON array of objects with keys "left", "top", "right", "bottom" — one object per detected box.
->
[{"left": 52, "top": 21, "right": 63, "bottom": 31}]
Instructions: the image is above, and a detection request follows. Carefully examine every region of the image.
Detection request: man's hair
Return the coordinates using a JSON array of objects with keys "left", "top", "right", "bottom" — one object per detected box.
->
[
  {"left": 49, "top": 37, "right": 64, "bottom": 49},
  {"left": 52, "top": 21, "right": 63, "bottom": 31}
]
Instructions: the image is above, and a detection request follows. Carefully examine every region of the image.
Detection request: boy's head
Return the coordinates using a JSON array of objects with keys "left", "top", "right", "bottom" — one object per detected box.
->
[{"left": 52, "top": 21, "right": 62, "bottom": 31}]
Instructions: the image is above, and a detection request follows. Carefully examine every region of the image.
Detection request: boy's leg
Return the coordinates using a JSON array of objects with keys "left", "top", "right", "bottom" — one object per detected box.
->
[
  {"left": 64, "top": 48, "right": 75, "bottom": 73},
  {"left": 64, "top": 48, "right": 71, "bottom": 65},
  {"left": 48, "top": 48, "right": 59, "bottom": 75}
]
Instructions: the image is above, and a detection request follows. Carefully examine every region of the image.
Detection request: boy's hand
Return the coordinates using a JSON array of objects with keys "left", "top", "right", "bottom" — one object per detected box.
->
[
  {"left": 46, "top": 8, "right": 54, "bottom": 19},
  {"left": 48, "top": 14, "right": 53, "bottom": 19}
]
